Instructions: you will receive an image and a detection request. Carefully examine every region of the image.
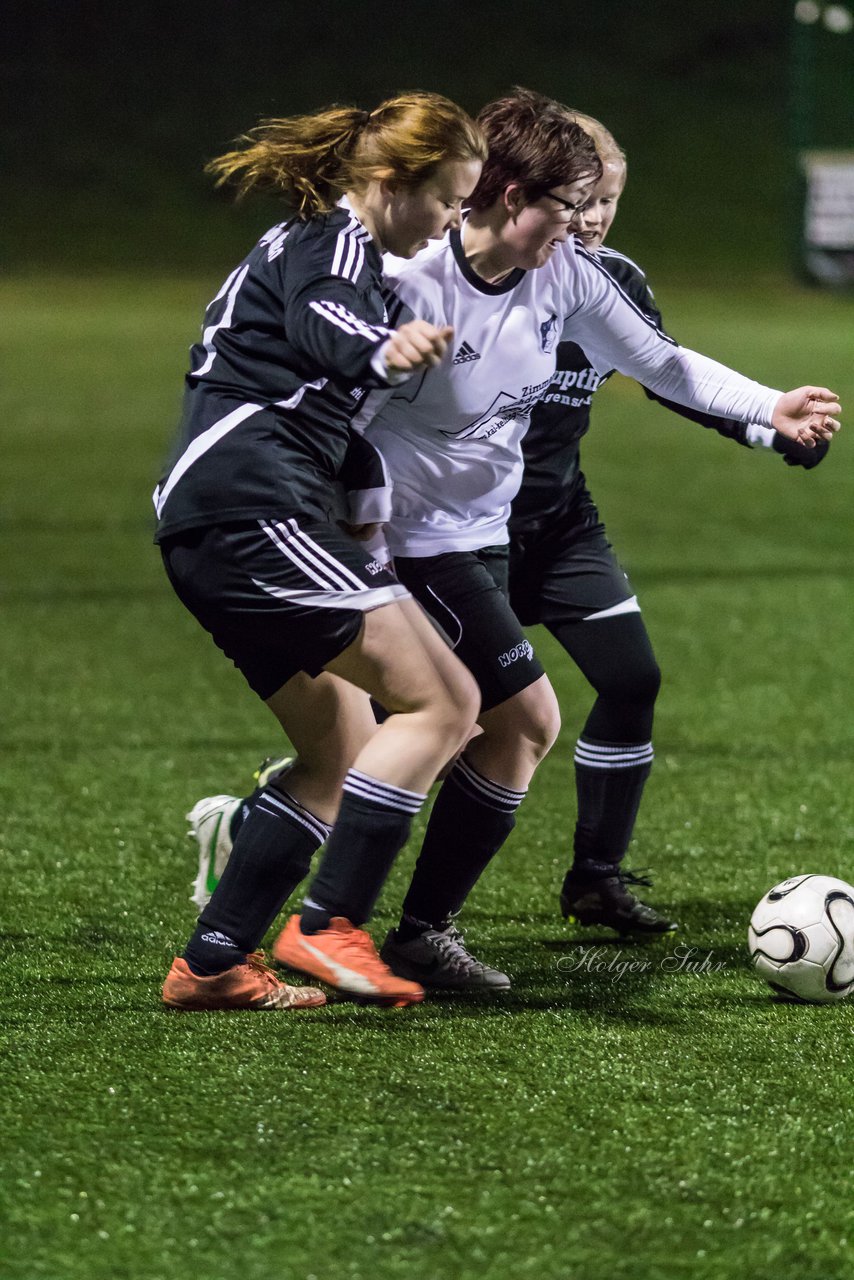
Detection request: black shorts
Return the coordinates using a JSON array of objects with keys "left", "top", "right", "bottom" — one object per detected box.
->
[
  {"left": 161, "top": 517, "right": 409, "bottom": 699},
  {"left": 393, "top": 546, "right": 544, "bottom": 713},
  {"left": 508, "top": 481, "right": 638, "bottom": 628}
]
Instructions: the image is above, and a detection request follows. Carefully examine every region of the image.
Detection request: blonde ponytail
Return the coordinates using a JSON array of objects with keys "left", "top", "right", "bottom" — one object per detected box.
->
[
  {"left": 206, "top": 107, "right": 370, "bottom": 216},
  {"left": 207, "top": 92, "right": 486, "bottom": 218}
]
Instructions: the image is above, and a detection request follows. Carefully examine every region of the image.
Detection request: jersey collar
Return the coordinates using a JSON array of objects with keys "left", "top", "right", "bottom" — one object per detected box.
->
[
  {"left": 450, "top": 228, "right": 526, "bottom": 295},
  {"left": 336, "top": 194, "right": 380, "bottom": 249}
]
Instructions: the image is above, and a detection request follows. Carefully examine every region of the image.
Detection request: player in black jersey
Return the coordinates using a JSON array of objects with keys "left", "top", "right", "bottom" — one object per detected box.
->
[
  {"left": 158, "top": 93, "right": 487, "bottom": 1011},
  {"left": 508, "top": 113, "right": 831, "bottom": 936}
]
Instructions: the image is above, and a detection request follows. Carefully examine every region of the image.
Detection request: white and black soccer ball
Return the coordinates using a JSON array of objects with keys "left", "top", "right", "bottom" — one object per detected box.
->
[{"left": 748, "top": 874, "right": 854, "bottom": 1003}]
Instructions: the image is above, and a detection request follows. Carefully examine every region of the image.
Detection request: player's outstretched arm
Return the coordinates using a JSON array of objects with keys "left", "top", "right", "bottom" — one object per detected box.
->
[
  {"left": 384, "top": 321, "right": 454, "bottom": 374},
  {"left": 568, "top": 245, "right": 843, "bottom": 436},
  {"left": 771, "top": 387, "right": 841, "bottom": 448}
]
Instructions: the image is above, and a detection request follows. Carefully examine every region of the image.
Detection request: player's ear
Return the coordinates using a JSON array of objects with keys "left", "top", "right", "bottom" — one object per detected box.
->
[
  {"left": 503, "top": 184, "right": 527, "bottom": 219},
  {"left": 376, "top": 169, "right": 401, "bottom": 198}
]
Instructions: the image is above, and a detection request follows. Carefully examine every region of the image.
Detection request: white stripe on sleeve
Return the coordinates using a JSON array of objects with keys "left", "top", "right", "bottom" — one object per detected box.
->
[{"left": 308, "top": 299, "right": 392, "bottom": 344}]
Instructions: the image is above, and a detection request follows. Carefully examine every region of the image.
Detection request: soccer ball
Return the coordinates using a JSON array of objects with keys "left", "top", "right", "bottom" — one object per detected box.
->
[{"left": 748, "top": 874, "right": 854, "bottom": 1003}]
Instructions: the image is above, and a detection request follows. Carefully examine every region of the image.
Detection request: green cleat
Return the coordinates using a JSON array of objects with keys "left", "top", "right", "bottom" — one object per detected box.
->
[
  {"left": 187, "top": 759, "right": 296, "bottom": 910},
  {"left": 253, "top": 755, "right": 296, "bottom": 790}
]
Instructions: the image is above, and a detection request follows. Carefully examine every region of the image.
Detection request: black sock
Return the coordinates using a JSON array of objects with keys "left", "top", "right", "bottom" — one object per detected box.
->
[
  {"left": 300, "top": 770, "right": 426, "bottom": 931},
  {"left": 184, "top": 786, "right": 331, "bottom": 974},
  {"left": 228, "top": 794, "right": 253, "bottom": 843},
  {"left": 228, "top": 758, "right": 297, "bottom": 842},
  {"left": 399, "top": 756, "right": 526, "bottom": 929},
  {"left": 395, "top": 912, "right": 439, "bottom": 944},
  {"left": 571, "top": 737, "right": 653, "bottom": 878}
]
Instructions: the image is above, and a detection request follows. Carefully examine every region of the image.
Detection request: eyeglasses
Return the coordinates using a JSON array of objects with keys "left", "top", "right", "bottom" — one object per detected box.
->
[{"left": 542, "top": 191, "right": 588, "bottom": 220}]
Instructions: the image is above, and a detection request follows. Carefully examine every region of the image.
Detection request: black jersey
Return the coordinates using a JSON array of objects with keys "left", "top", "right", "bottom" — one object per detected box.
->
[
  {"left": 154, "top": 207, "right": 405, "bottom": 541},
  {"left": 509, "top": 246, "right": 753, "bottom": 531}
]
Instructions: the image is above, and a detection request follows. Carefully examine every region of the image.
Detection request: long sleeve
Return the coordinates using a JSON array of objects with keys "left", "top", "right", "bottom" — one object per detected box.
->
[
  {"left": 285, "top": 282, "right": 394, "bottom": 387},
  {"left": 564, "top": 243, "right": 781, "bottom": 428},
  {"left": 282, "top": 219, "right": 397, "bottom": 387}
]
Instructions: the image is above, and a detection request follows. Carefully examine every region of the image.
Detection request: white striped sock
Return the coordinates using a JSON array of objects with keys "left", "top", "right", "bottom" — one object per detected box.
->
[
  {"left": 574, "top": 739, "right": 654, "bottom": 770},
  {"left": 253, "top": 787, "right": 332, "bottom": 846},
  {"left": 452, "top": 757, "right": 527, "bottom": 814},
  {"left": 342, "top": 769, "right": 427, "bottom": 816}
]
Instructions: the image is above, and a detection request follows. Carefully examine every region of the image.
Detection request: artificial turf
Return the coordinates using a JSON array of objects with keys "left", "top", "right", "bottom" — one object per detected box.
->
[{"left": 2, "top": 274, "right": 853, "bottom": 1280}]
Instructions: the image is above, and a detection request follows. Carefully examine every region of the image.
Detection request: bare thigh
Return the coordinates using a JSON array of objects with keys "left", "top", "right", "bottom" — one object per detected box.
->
[
  {"left": 324, "top": 597, "right": 481, "bottom": 795},
  {"left": 263, "top": 598, "right": 479, "bottom": 807},
  {"left": 325, "top": 596, "right": 478, "bottom": 719},
  {"left": 264, "top": 672, "right": 378, "bottom": 824}
]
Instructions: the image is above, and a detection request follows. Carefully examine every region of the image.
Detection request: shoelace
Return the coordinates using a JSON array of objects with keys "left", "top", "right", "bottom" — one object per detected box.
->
[
  {"left": 620, "top": 869, "right": 654, "bottom": 890},
  {"left": 327, "top": 926, "right": 389, "bottom": 971},
  {"left": 431, "top": 927, "right": 482, "bottom": 974},
  {"left": 244, "top": 951, "right": 280, "bottom": 988}
]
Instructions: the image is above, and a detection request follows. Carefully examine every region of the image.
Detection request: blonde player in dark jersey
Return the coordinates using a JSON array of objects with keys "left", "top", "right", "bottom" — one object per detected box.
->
[{"left": 157, "top": 93, "right": 486, "bottom": 1011}]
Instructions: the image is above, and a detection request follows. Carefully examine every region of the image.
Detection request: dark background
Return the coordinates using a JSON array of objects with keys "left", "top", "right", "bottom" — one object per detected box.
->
[{"left": 6, "top": 0, "right": 838, "bottom": 281}]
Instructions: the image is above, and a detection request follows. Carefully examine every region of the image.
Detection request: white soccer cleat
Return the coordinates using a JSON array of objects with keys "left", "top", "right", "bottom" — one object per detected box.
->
[{"left": 186, "top": 794, "right": 242, "bottom": 911}]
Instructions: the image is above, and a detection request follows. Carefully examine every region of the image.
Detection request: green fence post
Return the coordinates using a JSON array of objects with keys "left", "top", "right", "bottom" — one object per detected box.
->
[{"left": 790, "top": 0, "right": 854, "bottom": 287}]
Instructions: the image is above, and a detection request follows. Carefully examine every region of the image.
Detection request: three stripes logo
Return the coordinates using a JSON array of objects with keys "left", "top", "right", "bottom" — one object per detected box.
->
[{"left": 452, "top": 341, "right": 481, "bottom": 365}]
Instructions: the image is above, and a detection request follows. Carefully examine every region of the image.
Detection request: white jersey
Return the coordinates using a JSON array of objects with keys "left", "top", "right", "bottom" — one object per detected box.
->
[{"left": 355, "top": 229, "right": 781, "bottom": 557}]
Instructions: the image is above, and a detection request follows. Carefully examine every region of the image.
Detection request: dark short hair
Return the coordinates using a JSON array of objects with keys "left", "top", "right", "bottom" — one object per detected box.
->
[{"left": 468, "top": 86, "right": 602, "bottom": 211}]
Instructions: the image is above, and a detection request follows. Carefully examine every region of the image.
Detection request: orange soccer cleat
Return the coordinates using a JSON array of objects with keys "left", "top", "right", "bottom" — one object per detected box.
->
[
  {"left": 273, "top": 915, "right": 424, "bottom": 1006},
  {"left": 162, "top": 951, "right": 327, "bottom": 1011}
]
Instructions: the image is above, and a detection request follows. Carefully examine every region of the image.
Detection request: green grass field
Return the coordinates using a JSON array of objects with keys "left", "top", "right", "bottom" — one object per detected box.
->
[{"left": 2, "top": 273, "right": 854, "bottom": 1280}]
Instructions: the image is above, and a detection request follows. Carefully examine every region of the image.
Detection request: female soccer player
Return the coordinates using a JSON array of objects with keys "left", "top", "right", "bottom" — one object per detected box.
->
[
  {"left": 508, "top": 112, "right": 830, "bottom": 939},
  {"left": 156, "top": 93, "right": 487, "bottom": 1011}
]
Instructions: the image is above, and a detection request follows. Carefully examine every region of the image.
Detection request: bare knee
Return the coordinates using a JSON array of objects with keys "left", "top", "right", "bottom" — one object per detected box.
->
[
  {"left": 391, "top": 661, "right": 479, "bottom": 758},
  {"left": 530, "top": 690, "right": 561, "bottom": 760},
  {"left": 512, "top": 687, "right": 560, "bottom": 766},
  {"left": 473, "top": 676, "right": 561, "bottom": 783},
  {"left": 432, "top": 665, "right": 481, "bottom": 754}
]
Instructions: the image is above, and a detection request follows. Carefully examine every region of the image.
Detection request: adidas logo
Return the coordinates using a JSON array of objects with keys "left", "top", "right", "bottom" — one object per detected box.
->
[{"left": 452, "top": 341, "right": 481, "bottom": 365}]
